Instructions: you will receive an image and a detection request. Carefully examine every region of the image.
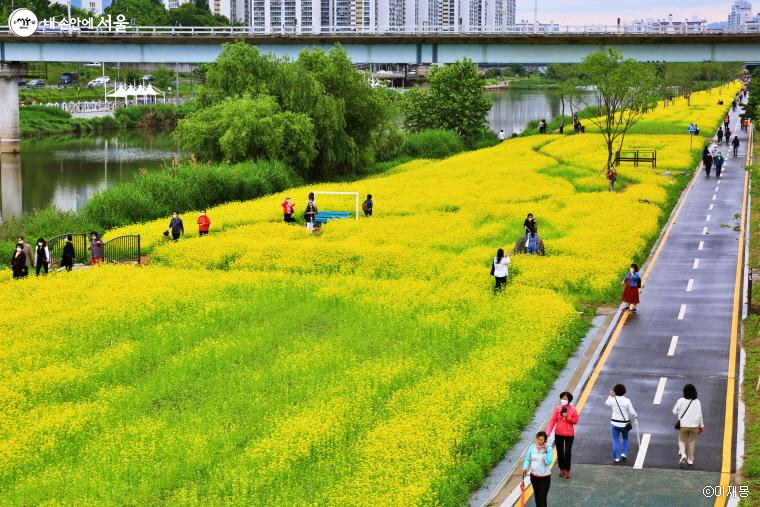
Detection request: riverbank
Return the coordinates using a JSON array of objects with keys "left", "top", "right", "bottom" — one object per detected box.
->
[{"left": 19, "top": 102, "right": 195, "bottom": 137}]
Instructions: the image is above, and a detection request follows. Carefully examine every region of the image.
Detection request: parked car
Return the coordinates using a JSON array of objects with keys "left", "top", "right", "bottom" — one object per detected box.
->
[
  {"left": 84, "top": 62, "right": 102, "bottom": 68},
  {"left": 86, "top": 76, "right": 111, "bottom": 88},
  {"left": 17, "top": 79, "right": 26, "bottom": 87},
  {"left": 26, "top": 79, "right": 46, "bottom": 88},
  {"left": 140, "top": 74, "right": 155, "bottom": 82},
  {"left": 59, "top": 72, "right": 79, "bottom": 86}
]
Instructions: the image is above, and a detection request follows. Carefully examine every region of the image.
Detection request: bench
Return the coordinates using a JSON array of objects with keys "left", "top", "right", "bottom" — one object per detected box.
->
[
  {"left": 314, "top": 211, "right": 352, "bottom": 224},
  {"left": 615, "top": 150, "right": 657, "bottom": 168}
]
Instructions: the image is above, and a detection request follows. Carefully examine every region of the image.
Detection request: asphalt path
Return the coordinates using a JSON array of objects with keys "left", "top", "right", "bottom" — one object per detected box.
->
[{"left": 571, "top": 101, "right": 747, "bottom": 473}]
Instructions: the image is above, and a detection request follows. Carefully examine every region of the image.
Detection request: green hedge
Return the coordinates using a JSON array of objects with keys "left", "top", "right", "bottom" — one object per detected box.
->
[{"left": 402, "top": 129, "right": 466, "bottom": 159}]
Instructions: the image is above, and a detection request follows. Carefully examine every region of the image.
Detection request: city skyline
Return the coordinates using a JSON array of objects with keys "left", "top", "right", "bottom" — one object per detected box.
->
[{"left": 517, "top": 0, "right": 731, "bottom": 26}]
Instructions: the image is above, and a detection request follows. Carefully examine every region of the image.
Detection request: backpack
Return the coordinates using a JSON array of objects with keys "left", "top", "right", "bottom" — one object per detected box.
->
[{"left": 362, "top": 201, "right": 369, "bottom": 213}]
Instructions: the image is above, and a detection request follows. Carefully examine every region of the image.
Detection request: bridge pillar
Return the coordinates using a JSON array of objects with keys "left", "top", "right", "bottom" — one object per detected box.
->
[
  {"left": 0, "top": 63, "right": 25, "bottom": 154},
  {"left": 0, "top": 152, "right": 22, "bottom": 221}
]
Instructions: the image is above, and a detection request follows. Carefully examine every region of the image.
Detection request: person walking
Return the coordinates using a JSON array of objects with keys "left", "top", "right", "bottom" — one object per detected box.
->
[
  {"left": 732, "top": 135, "right": 740, "bottom": 157},
  {"left": 523, "top": 431, "right": 553, "bottom": 507},
  {"left": 60, "top": 234, "right": 75, "bottom": 271},
  {"left": 304, "top": 193, "right": 318, "bottom": 231},
  {"left": 362, "top": 194, "right": 373, "bottom": 217},
  {"left": 11, "top": 243, "right": 27, "bottom": 279},
  {"left": 547, "top": 391, "right": 579, "bottom": 479},
  {"left": 498, "top": 129, "right": 506, "bottom": 142},
  {"left": 714, "top": 152, "right": 725, "bottom": 178},
  {"left": 168, "top": 211, "right": 184, "bottom": 241},
  {"left": 725, "top": 127, "right": 732, "bottom": 145},
  {"left": 88, "top": 232, "right": 104, "bottom": 266},
  {"left": 34, "top": 238, "right": 51, "bottom": 276},
  {"left": 606, "top": 384, "right": 638, "bottom": 464},
  {"left": 16, "top": 236, "right": 33, "bottom": 276},
  {"left": 607, "top": 165, "right": 618, "bottom": 191},
  {"left": 197, "top": 210, "right": 211, "bottom": 235},
  {"left": 724, "top": 114, "right": 730, "bottom": 130},
  {"left": 717, "top": 127, "right": 724, "bottom": 144},
  {"left": 672, "top": 383, "right": 704, "bottom": 467},
  {"left": 491, "top": 248, "right": 510, "bottom": 293},
  {"left": 620, "top": 263, "right": 642, "bottom": 313},
  {"left": 281, "top": 197, "right": 295, "bottom": 223},
  {"left": 704, "top": 151, "right": 713, "bottom": 177},
  {"left": 524, "top": 213, "right": 537, "bottom": 236}
]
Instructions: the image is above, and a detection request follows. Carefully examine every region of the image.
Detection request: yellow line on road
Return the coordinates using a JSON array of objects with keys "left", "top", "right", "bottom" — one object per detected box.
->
[{"left": 713, "top": 148, "right": 750, "bottom": 507}]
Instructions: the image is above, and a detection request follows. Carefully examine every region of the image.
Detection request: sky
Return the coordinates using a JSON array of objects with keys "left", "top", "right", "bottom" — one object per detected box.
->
[{"left": 515, "top": 0, "right": 734, "bottom": 26}]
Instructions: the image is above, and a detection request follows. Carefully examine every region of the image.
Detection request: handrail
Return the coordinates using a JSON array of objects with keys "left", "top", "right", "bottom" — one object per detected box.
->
[{"left": 1, "top": 25, "right": 759, "bottom": 38}]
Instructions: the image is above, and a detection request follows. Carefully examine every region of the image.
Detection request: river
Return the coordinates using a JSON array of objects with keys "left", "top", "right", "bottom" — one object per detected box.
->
[{"left": 0, "top": 88, "right": 586, "bottom": 221}]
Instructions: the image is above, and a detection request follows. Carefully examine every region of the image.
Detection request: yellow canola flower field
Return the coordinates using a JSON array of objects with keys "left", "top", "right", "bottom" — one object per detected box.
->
[{"left": 0, "top": 84, "right": 741, "bottom": 506}]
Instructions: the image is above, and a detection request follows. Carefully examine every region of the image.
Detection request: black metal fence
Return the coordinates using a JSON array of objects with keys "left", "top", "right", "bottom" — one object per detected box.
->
[
  {"left": 104, "top": 235, "right": 141, "bottom": 265},
  {"left": 48, "top": 233, "right": 88, "bottom": 267}
]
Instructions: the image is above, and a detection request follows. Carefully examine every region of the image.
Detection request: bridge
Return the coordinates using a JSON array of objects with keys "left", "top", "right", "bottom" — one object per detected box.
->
[{"left": 1, "top": 27, "right": 760, "bottom": 154}]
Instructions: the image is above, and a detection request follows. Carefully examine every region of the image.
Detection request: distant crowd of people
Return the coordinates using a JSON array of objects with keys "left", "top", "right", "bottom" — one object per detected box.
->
[{"left": 11, "top": 232, "right": 101, "bottom": 279}]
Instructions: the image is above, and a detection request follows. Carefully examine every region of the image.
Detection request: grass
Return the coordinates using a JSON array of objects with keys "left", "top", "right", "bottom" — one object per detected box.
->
[{"left": 741, "top": 140, "right": 760, "bottom": 507}]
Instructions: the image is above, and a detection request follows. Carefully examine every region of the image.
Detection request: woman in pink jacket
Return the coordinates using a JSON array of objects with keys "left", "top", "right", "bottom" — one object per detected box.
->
[{"left": 547, "top": 391, "right": 580, "bottom": 479}]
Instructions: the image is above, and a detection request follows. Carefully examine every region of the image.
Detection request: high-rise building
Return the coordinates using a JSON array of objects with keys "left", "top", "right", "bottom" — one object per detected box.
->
[
  {"left": 728, "top": 0, "right": 753, "bottom": 29},
  {"left": 209, "top": 0, "right": 233, "bottom": 19}
]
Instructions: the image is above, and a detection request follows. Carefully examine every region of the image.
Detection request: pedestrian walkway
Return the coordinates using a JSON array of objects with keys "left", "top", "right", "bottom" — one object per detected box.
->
[{"left": 513, "top": 102, "right": 749, "bottom": 506}]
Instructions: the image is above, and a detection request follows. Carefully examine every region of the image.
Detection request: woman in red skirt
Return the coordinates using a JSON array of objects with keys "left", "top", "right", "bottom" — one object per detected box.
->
[{"left": 620, "top": 263, "right": 642, "bottom": 313}]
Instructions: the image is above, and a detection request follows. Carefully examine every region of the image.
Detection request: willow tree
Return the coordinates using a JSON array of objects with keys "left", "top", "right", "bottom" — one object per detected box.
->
[{"left": 577, "top": 48, "right": 659, "bottom": 169}]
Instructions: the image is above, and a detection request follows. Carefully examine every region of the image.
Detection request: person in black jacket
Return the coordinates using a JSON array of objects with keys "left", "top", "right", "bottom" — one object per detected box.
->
[
  {"left": 732, "top": 135, "right": 740, "bottom": 157},
  {"left": 11, "top": 244, "right": 26, "bottom": 279},
  {"left": 168, "top": 211, "right": 184, "bottom": 241},
  {"left": 304, "top": 192, "right": 318, "bottom": 230},
  {"left": 524, "top": 213, "right": 537, "bottom": 236},
  {"left": 60, "top": 234, "right": 75, "bottom": 271}
]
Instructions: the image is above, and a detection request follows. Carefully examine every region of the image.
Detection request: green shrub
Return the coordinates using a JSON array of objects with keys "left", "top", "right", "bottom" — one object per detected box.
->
[
  {"left": 0, "top": 208, "right": 101, "bottom": 256},
  {"left": 402, "top": 129, "right": 465, "bottom": 159},
  {"left": 83, "top": 160, "right": 301, "bottom": 229},
  {"left": 468, "top": 131, "right": 500, "bottom": 150}
]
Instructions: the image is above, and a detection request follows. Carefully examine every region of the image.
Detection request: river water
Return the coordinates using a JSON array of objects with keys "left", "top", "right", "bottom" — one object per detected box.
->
[{"left": 0, "top": 88, "right": 584, "bottom": 221}]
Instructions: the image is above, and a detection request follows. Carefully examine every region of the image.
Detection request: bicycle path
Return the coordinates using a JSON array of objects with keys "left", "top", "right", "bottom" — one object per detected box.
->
[{"left": 517, "top": 102, "right": 748, "bottom": 506}]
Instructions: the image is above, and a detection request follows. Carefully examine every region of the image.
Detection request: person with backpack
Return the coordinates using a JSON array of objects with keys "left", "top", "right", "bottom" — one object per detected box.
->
[
  {"left": 714, "top": 152, "right": 725, "bottom": 178},
  {"left": 672, "top": 384, "right": 704, "bottom": 467},
  {"left": 607, "top": 165, "right": 618, "bottom": 191},
  {"left": 606, "top": 384, "right": 638, "bottom": 464},
  {"left": 620, "top": 263, "right": 642, "bottom": 313},
  {"left": 547, "top": 391, "right": 579, "bottom": 479},
  {"left": 168, "top": 211, "right": 184, "bottom": 241},
  {"left": 732, "top": 135, "right": 740, "bottom": 157},
  {"left": 362, "top": 194, "right": 373, "bottom": 217},
  {"left": 197, "top": 210, "right": 211, "bottom": 235},
  {"left": 523, "top": 431, "right": 553, "bottom": 507},
  {"left": 34, "top": 238, "right": 51, "bottom": 276},
  {"left": 60, "top": 234, "right": 75, "bottom": 271},
  {"left": 717, "top": 127, "right": 724, "bottom": 144},
  {"left": 491, "top": 248, "right": 510, "bottom": 293}
]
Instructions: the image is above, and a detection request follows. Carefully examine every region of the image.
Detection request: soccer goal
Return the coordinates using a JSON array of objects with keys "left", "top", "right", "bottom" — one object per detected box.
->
[{"left": 313, "top": 191, "right": 359, "bottom": 221}]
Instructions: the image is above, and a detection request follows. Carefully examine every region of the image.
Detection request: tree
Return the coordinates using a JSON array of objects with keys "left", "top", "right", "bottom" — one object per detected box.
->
[
  {"left": 168, "top": 2, "right": 230, "bottom": 26},
  {"left": 104, "top": 0, "right": 170, "bottom": 26},
  {"left": 576, "top": 48, "right": 659, "bottom": 168},
  {"left": 195, "top": 42, "right": 391, "bottom": 179},
  {"left": 174, "top": 95, "right": 317, "bottom": 169},
  {"left": 548, "top": 64, "right": 583, "bottom": 133},
  {"left": 402, "top": 59, "right": 492, "bottom": 140},
  {"left": 1, "top": 0, "right": 87, "bottom": 24}
]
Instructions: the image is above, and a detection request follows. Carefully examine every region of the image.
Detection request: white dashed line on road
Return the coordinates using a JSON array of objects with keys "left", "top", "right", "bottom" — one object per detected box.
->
[
  {"left": 715, "top": 186, "right": 720, "bottom": 192},
  {"left": 678, "top": 304, "right": 687, "bottom": 320},
  {"left": 702, "top": 227, "right": 709, "bottom": 235},
  {"left": 693, "top": 258, "right": 700, "bottom": 269},
  {"left": 713, "top": 195, "right": 717, "bottom": 200},
  {"left": 686, "top": 279, "right": 694, "bottom": 292},
  {"left": 634, "top": 434, "right": 652, "bottom": 469},
  {"left": 668, "top": 336, "right": 679, "bottom": 356},
  {"left": 698, "top": 241, "right": 704, "bottom": 251},
  {"left": 706, "top": 214, "right": 711, "bottom": 222},
  {"left": 653, "top": 377, "right": 668, "bottom": 404},
  {"left": 709, "top": 204, "right": 714, "bottom": 210}
]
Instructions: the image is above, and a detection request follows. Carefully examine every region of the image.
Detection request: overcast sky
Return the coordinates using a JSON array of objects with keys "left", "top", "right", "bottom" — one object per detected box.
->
[{"left": 515, "top": 0, "right": 734, "bottom": 25}]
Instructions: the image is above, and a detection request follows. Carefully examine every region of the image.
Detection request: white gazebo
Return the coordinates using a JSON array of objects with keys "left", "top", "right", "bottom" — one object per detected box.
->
[{"left": 107, "top": 84, "right": 129, "bottom": 104}]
